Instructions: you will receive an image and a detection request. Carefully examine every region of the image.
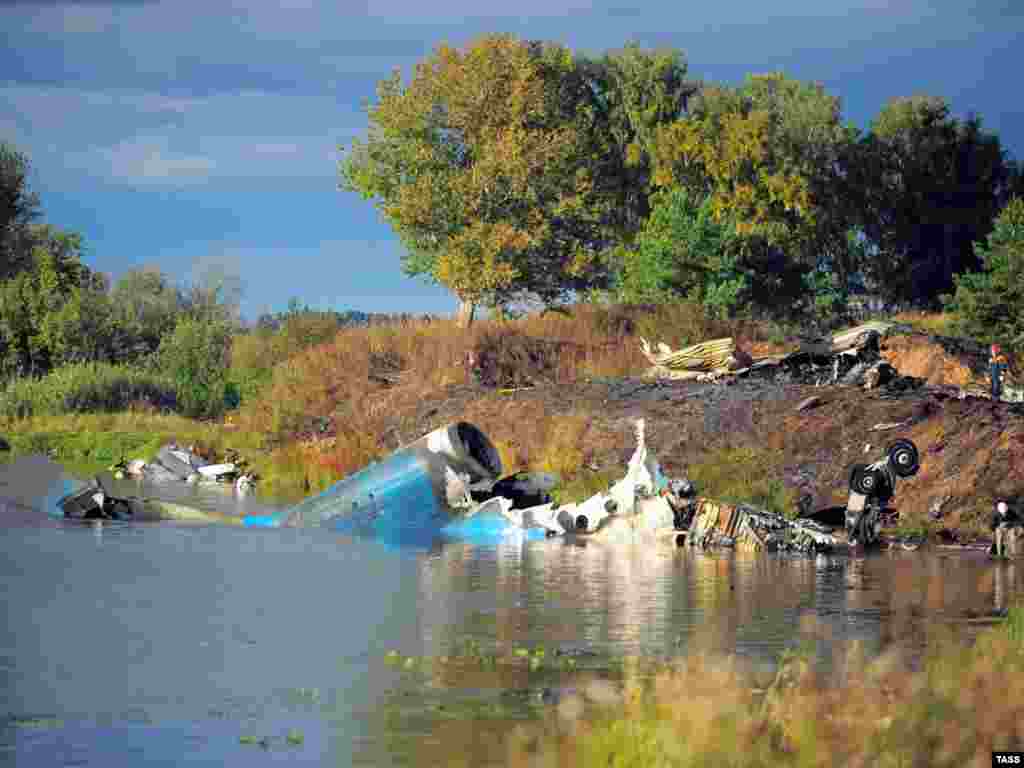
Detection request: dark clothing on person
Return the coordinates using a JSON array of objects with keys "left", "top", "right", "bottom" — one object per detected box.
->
[
  {"left": 991, "top": 504, "right": 1020, "bottom": 531},
  {"left": 991, "top": 353, "right": 1009, "bottom": 400}
]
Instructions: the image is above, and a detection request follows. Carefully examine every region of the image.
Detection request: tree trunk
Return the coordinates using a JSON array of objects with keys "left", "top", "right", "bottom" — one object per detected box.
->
[{"left": 456, "top": 299, "right": 476, "bottom": 329}]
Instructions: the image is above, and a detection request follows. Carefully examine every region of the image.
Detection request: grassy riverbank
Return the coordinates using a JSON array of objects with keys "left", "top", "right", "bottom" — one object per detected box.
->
[
  {"left": 2, "top": 305, "right": 1020, "bottom": 533},
  {"left": 507, "top": 606, "right": 1024, "bottom": 767}
]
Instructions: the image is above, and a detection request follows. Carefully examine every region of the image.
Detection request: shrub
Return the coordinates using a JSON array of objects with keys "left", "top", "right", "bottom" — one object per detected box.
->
[
  {"left": 617, "top": 187, "right": 747, "bottom": 318},
  {"left": 157, "top": 316, "right": 232, "bottom": 420}
]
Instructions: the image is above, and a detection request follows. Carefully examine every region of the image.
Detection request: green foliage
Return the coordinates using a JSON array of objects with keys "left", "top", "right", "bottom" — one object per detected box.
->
[
  {"left": 227, "top": 308, "right": 344, "bottom": 407},
  {"left": 341, "top": 35, "right": 695, "bottom": 312},
  {"left": 0, "top": 361, "right": 176, "bottom": 419},
  {"left": 686, "top": 445, "right": 794, "bottom": 517},
  {"left": 0, "top": 225, "right": 118, "bottom": 378},
  {"left": 802, "top": 263, "right": 845, "bottom": 324},
  {"left": 157, "top": 316, "right": 232, "bottom": 419},
  {"left": 575, "top": 42, "right": 699, "bottom": 239},
  {"left": 618, "top": 187, "right": 747, "bottom": 317},
  {"left": 857, "top": 97, "right": 1014, "bottom": 304},
  {"left": 109, "top": 266, "right": 183, "bottom": 361},
  {"left": 945, "top": 197, "right": 1024, "bottom": 352},
  {"left": 0, "top": 142, "right": 41, "bottom": 281}
]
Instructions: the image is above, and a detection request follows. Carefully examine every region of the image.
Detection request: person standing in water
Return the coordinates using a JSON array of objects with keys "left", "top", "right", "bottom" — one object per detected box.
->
[{"left": 990, "top": 343, "right": 1009, "bottom": 401}]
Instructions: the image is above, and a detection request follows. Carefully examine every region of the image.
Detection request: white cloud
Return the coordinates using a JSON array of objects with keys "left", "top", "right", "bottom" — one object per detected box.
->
[
  {"left": 1, "top": 84, "right": 362, "bottom": 187},
  {"left": 77, "top": 135, "right": 216, "bottom": 186}
]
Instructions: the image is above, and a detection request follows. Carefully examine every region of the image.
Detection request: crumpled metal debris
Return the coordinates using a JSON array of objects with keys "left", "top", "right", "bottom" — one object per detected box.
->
[
  {"left": 472, "top": 419, "right": 838, "bottom": 553},
  {"left": 679, "top": 497, "right": 837, "bottom": 553},
  {"left": 641, "top": 322, "right": 898, "bottom": 387},
  {"left": 110, "top": 443, "right": 256, "bottom": 492},
  {"left": 479, "top": 418, "right": 671, "bottom": 540},
  {"left": 640, "top": 337, "right": 752, "bottom": 381}
]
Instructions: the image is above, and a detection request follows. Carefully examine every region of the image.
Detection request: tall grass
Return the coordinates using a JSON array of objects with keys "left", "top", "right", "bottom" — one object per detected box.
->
[
  {"left": 509, "top": 606, "right": 1024, "bottom": 767},
  {"left": 0, "top": 362, "right": 176, "bottom": 419}
]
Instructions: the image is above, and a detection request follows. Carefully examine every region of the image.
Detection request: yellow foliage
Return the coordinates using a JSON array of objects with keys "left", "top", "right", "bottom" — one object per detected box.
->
[{"left": 653, "top": 98, "right": 817, "bottom": 251}]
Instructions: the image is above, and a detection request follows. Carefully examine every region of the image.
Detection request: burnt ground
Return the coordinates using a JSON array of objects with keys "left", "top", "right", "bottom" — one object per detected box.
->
[{"left": 386, "top": 371, "right": 1024, "bottom": 545}]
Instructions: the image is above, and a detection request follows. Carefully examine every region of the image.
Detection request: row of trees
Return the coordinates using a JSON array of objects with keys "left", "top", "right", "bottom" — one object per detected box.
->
[
  {"left": 1, "top": 145, "right": 237, "bottom": 386},
  {"left": 0, "top": 144, "right": 445, "bottom": 415},
  {"left": 341, "top": 35, "right": 1023, "bottom": 325}
]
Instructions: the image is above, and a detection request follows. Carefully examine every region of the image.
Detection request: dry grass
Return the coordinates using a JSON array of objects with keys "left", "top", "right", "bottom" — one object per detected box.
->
[
  {"left": 508, "top": 608, "right": 1024, "bottom": 767},
  {"left": 225, "top": 304, "right": 779, "bottom": 495}
]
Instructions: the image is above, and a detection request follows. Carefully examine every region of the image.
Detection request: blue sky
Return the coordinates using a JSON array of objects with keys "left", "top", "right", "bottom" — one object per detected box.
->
[{"left": 2, "top": 0, "right": 1021, "bottom": 320}]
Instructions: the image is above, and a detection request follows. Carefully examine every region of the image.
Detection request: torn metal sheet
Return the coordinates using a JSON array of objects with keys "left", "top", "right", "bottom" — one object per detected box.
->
[
  {"left": 285, "top": 422, "right": 504, "bottom": 542},
  {"left": 640, "top": 337, "right": 752, "bottom": 380}
]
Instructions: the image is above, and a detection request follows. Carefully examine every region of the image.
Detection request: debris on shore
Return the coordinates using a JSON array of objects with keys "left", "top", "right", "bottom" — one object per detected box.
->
[{"left": 109, "top": 443, "right": 256, "bottom": 493}]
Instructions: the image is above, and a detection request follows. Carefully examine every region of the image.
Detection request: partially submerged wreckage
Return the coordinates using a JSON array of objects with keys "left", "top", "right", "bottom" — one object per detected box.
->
[
  {"left": 290, "top": 417, "right": 923, "bottom": 552},
  {"left": 58, "top": 417, "right": 921, "bottom": 555}
]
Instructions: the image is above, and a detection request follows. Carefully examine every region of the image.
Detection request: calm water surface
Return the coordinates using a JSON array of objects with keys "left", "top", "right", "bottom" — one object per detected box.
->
[{"left": 1, "top": 456, "right": 1019, "bottom": 766}]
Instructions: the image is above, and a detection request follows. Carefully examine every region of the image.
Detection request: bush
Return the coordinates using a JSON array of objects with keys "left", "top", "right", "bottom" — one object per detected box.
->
[
  {"left": 0, "top": 361, "right": 176, "bottom": 419},
  {"left": 471, "top": 329, "right": 563, "bottom": 388},
  {"left": 617, "top": 187, "right": 747, "bottom": 318},
  {"left": 157, "top": 317, "right": 232, "bottom": 420}
]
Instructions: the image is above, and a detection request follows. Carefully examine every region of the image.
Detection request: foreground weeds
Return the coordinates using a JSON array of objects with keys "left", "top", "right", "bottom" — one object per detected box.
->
[{"left": 508, "top": 607, "right": 1024, "bottom": 767}]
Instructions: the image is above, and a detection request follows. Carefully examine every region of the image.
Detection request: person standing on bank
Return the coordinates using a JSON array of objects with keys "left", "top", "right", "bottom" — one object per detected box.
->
[{"left": 990, "top": 343, "right": 1009, "bottom": 401}]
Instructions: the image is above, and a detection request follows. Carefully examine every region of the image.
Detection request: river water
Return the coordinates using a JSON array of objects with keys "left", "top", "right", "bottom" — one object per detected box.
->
[{"left": 1, "top": 456, "right": 1019, "bottom": 766}]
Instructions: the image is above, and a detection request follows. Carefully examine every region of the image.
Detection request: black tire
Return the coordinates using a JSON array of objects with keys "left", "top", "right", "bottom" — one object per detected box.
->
[
  {"left": 849, "top": 463, "right": 868, "bottom": 494},
  {"left": 850, "top": 464, "right": 885, "bottom": 496},
  {"left": 887, "top": 439, "right": 920, "bottom": 478}
]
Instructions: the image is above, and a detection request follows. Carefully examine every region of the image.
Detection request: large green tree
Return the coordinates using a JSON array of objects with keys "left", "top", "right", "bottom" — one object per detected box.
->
[
  {"left": 0, "top": 225, "right": 116, "bottom": 378},
  {"left": 650, "top": 73, "right": 861, "bottom": 313},
  {"left": 856, "top": 96, "right": 1015, "bottom": 304},
  {"left": 945, "top": 197, "right": 1024, "bottom": 351},
  {"left": 340, "top": 35, "right": 694, "bottom": 324},
  {"left": 109, "top": 266, "right": 183, "bottom": 360},
  {"left": 0, "top": 142, "right": 41, "bottom": 280}
]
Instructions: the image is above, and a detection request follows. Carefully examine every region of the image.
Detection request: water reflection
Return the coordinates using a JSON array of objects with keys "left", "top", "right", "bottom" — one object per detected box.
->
[
  {"left": 410, "top": 539, "right": 1021, "bottom": 666},
  {"left": 5, "top": 462, "right": 1024, "bottom": 767},
  {"left": 362, "top": 540, "right": 1024, "bottom": 766}
]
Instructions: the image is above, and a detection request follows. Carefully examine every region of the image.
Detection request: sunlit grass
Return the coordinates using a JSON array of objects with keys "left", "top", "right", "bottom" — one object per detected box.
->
[
  {"left": 686, "top": 445, "right": 796, "bottom": 517},
  {"left": 508, "top": 605, "right": 1024, "bottom": 767}
]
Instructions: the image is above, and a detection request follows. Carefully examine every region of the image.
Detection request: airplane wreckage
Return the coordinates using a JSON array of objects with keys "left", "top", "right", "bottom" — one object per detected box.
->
[
  {"left": 58, "top": 416, "right": 921, "bottom": 554},
  {"left": 58, "top": 320, "right": 1016, "bottom": 551}
]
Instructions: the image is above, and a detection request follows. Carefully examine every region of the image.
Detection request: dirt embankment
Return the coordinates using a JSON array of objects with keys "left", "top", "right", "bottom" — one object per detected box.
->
[{"left": 383, "top": 335, "right": 1024, "bottom": 542}]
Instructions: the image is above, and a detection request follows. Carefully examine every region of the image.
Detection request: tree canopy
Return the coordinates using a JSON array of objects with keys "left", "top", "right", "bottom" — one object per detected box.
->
[
  {"left": 1, "top": 142, "right": 42, "bottom": 281},
  {"left": 945, "top": 197, "right": 1024, "bottom": 350},
  {"left": 856, "top": 96, "right": 1016, "bottom": 304},
  {"left": 339, "top": 35, "right": 696, "bottom": 321}
]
